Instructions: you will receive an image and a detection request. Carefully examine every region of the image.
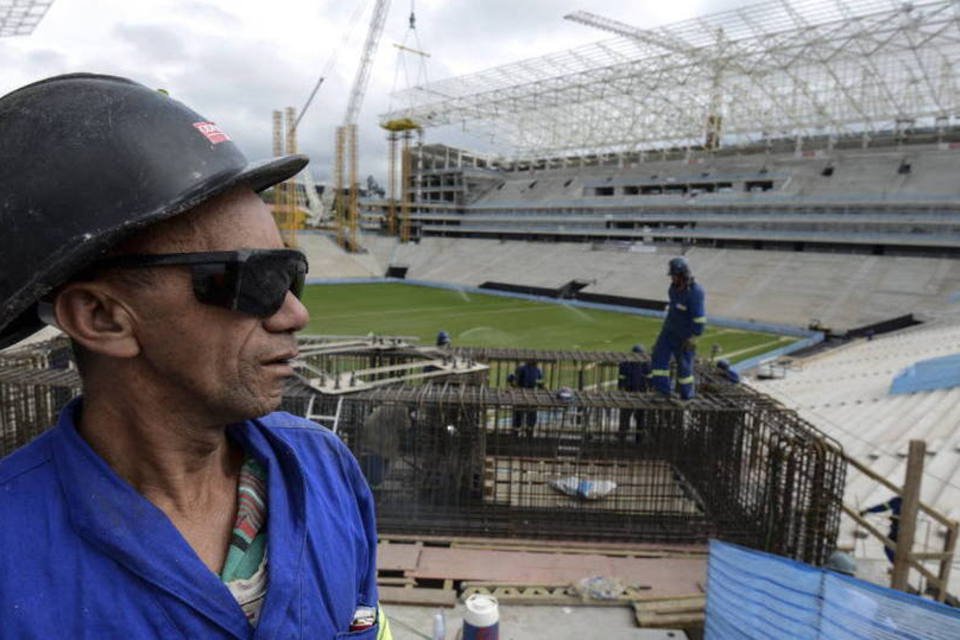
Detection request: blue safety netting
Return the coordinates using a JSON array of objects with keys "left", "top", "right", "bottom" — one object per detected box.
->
[
  {"left": 705, "top": 540, "right": 960, "bottom": 639},
  {"left": 890, "top": 353, "right": 960, "bottom": 395}
]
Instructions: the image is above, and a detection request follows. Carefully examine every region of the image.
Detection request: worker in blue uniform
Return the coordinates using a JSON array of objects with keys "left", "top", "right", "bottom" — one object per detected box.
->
[
  {"left": 508, "top": 359, "right": 543, "bottom": 437},
  {"left": 618, "top": 344, "right": 651, "bottom": 442},
  {"left": 860, "top": 496, "right": 902, "bottom": 563},
  {"left": 650, "top": 257, "right": 707, "bottom": 400},
  {"left": 0, "top": 75, "right": 391, "bottom": 639},
  {"left": 716, "top": 359, "right": 740, "bottom": 384}
]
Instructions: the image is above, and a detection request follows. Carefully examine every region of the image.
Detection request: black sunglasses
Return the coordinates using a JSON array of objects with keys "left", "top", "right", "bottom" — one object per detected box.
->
[{"left": 93, "top": 249, "right": 308, "bottom": 318}]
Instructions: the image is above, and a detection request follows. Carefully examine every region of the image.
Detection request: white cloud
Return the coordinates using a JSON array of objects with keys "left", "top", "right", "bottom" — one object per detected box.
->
[{"left": 0, "top": 0, "right": 720, "bottom": 182}]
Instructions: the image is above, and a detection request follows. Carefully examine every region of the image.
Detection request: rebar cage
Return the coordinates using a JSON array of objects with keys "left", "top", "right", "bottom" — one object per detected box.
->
[
  {"left": 0, "top": 336, "right": 845, "bottom": 565},
  {"left": 315, "top": 384, "right": 844, "bottom": 565}
]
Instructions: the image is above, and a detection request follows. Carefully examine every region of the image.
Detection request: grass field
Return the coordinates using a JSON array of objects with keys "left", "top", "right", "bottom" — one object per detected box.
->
[{"left": 302, "top": 283, "right": 793, "bottom": 363}]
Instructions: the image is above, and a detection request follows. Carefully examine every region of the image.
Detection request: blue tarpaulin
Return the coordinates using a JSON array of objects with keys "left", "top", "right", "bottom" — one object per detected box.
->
[
  {"left": 706, "top": 540, "right": 960, "bottom": 639},
  {"left": 890, "top": 353, "right": 960, "bottom": 395}
]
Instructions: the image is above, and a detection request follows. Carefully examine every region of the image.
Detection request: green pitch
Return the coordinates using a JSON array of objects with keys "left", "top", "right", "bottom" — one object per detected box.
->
[{"left": 302, "top": 283, "right": 793, "bottom": 363}]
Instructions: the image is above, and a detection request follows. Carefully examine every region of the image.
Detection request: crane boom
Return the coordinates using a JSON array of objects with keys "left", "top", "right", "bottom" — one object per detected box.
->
[{"left": 344, "top": 0, "right": 390, "bottom": 126}]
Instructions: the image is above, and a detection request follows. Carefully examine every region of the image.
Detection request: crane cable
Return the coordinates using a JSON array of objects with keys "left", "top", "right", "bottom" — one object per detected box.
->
[
  {"left": 293, "top": 0, "right": 373, "bottom": 133},
  {"left": 387, "top": 0, "right": 429, "bottom": 116}
]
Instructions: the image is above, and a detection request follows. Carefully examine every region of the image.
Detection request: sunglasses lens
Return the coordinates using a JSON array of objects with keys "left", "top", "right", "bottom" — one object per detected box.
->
[
  {"left": 235, "top": 251, "right": 307, "bottom": 317},
  {"left": 191, "top": 263, "right": 239, "bottom": 308}
]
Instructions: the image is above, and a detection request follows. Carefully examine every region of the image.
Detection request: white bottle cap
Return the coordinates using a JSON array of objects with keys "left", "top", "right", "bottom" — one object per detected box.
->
[{"left": 463, "top": 594, "right": 499, "bottom": 628}]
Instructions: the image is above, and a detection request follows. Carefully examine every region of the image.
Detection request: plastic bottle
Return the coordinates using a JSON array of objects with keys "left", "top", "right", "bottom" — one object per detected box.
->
[
  {"left": 431, "top": 610, "right": 446, "bottom": 640},
  {"left": 462, "top": 594, "right": 499, "bottom": 640}
]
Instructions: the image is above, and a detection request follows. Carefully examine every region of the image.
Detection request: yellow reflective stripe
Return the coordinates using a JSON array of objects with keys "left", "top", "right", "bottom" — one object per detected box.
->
[
  {"left": 693, "top": 317, "right": 707, "bottom": 324},
  {"left": 651, "top": 369, "right": 670, "bottom": 377},
  {"left": 377, "top": 605, "right": 393, "bottom": 640},
  {"left": 678, "top": 375, "right": 695, "bottom": 384}
]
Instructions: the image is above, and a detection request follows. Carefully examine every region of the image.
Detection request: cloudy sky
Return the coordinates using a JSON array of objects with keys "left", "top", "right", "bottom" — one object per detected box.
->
[{"left": 0, "top": 0, "right": 739, "bottom": 183}]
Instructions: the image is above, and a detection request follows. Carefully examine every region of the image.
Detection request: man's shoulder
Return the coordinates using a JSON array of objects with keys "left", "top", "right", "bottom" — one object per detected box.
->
[
  {"left": 255, "top": 411, "right": 349, "bottom": 454},
  {"left": 0, "top": 429, "right": 56, "bottom": 487},
  {"left": 0, "top": 431, "right": 60, "bottom": 537}
]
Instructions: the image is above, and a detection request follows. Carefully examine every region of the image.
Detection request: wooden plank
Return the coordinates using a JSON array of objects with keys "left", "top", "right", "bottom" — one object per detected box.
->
[
  {"left": 635, "top": 611, "right": 705, "bottom": 628},
  {"left": 450, "top": 541, "right": 671, "bottom": 558},
  {"left": 633, "top": 599, "right": 706, "bottom": 628},
  {"left": 633, "top": 597, "right": 706, "bottom": 613},
  {"left": 461, "top": 582, "right": 662, "bottom": 606},
  {"left": 376, "top": 576, "right": 417, "bottom": 587},
  {"left": 937, "top": 522, "right": 958, "bottom": 603},
  {"left": 410, "top": 547, "right": 705, "bottom": 598},
  {"left": 378, "top": 533, "right": 707, "bottom": 557},
  {"left": 892, "top": 440, "right": 925, "bottom": 591},
  {"left": 377, "top": 540, "right": 422, "bottom": 572},
  {"left": 846, "top": 454, "right": 953, "bottom": 528},
  {"left": 378, "top": 586, "right": 457, "bottom": 607}
]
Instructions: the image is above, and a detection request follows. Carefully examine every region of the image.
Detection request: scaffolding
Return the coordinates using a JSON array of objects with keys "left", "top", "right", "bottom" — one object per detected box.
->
[
  {"left": 381, "top": 0, "right": 960, "bottom": 160},
  {"left": 271, "top": 108, "right": 304, "bottom": 247},
  {"left": 0, "top": 0, "right": 55, "bottom": 37}
]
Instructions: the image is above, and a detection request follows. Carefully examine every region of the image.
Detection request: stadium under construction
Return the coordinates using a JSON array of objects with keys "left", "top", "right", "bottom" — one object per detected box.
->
[{"left": 5, "top": 0, "right": 960, "bottom": 635}]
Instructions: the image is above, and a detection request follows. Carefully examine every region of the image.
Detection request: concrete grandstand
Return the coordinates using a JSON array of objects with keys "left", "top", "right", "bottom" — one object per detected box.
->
[
  {"left": 394, "top": 139, "right": 960, "bottom": 256},
  {"left": 302, "top": 234, "right": 960, "bottom": 333},
  {"left": 751, "top": 319, "right": 960, "bottom": 594}
]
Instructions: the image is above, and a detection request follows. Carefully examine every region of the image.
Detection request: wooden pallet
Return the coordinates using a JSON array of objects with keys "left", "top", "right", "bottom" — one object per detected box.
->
[
  {"left": 377, "top": 539, "right": 457, "bottom": 606},
  {"left": 460, "top": 582, "right": 655, "bottom": 606},
  {"left": 375, "top": 536, "right": 707, "bottom": 612},
  {"left": 633, "top": 595, "right": 706, "bottom": 628}
]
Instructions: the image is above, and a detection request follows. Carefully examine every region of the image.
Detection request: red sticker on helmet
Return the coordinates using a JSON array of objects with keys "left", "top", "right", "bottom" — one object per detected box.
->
[{"left": 192, "top": 121, "right": 231, "bottom": 145}]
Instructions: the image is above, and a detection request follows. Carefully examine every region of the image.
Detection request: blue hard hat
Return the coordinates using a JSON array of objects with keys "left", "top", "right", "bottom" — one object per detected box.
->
[
  {"left": 668, "top": 257, "right": 691, "bottom": 277},
  {"left": 825, "top": 551, "right": 856, "bottom": 576},
  {"left": 436, "top": 330, "right": 451, "bottom": 346},
  {"left": 632, "top": 344, "right": 645, "bottom": 354}
]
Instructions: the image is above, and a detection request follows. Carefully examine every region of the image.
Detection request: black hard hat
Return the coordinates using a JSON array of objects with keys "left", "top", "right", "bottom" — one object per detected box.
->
[{"left": 0, "top": 73, "right": 308, "bottom": 349}]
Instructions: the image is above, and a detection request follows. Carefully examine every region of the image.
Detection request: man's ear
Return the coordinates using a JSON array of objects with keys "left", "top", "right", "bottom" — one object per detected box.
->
[{"left": 52, "top": 283, "right": 141, "bottom": 359}]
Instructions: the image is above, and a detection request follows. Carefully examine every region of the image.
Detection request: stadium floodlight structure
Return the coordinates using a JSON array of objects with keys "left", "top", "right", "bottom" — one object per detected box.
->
[
  {"left": 0, "top": 0, "right": 54, "bottom": 37},
  {"left": 381, "top": 0, "right": 960, "bottom": 160}
]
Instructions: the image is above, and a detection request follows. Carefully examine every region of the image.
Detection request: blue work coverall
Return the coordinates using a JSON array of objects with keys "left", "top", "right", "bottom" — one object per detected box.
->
[
  {"left": 618, "top": 359, "right": 651, "bottom": 441},
  {"left": 651, "top": 281, "right": 706, "bottom": 399},
  {"left": 0, "top": 398, "right": 383, "bottom": 639},
  {"left": 861, "top": 496, "right": 902, "bottom": 563},
  {"left": 511, "top": 363, "right": 543, "bottom": 435}
]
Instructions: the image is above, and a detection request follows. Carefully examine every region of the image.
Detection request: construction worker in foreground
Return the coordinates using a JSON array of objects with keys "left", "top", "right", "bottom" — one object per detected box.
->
[
  {"left": 650, "top": 257, "right": 706, "bottom": 400},
  {"left": 0, "top": 74, "right": 390, "bottom": 639}
]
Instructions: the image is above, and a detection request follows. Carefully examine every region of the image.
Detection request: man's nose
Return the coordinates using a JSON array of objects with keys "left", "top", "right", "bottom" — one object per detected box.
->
[{"left": 264, "top": 291, "right": 310, "bottom": 333}]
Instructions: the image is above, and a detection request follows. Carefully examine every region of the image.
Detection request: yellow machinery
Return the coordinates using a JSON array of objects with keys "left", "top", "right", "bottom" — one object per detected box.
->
[
  {"left": 333, "top": 0, "right": 390, "bottom": 252},
  {"left": 272, "top": 108, "right": 306, "bottom": 247},
  {"left": 381, "top": 120, "right": 420, "bottom": 243}
]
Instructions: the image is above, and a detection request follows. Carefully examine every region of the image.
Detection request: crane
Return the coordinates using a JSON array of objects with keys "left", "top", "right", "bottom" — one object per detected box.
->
[
  {"left": 335, "top": 0, "right": 391, "bottom": 251},
  {"left": 380, "top": 4, "right": 429, "bottom": 243}
]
